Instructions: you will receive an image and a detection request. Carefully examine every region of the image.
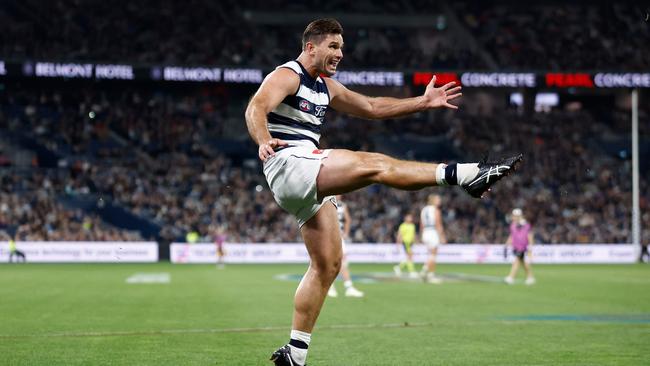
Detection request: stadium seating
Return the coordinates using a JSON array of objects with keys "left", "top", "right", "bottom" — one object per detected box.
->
[
  {"left": 1, "top": 1, "right": 648, "bottom": 244},
  {"left": 2, "top": 1, "right": 647, "bottom": 70},
  {"left": 1, "top": 84, "right": 647, "bottom": 244}
]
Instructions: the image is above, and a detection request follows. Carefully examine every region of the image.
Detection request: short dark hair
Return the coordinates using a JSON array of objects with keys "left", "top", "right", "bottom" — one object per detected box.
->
[{"left": 302, "top": 18, "right": 343, "bottom": 49}]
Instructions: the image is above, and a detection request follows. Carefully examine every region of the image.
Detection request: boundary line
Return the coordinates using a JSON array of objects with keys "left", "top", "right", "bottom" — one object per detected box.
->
[{"left": 0, "top": 322, "right": 434, "bottom": 339}]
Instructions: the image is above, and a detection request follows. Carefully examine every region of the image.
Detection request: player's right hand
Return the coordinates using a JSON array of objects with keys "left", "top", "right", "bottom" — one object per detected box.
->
[{"left": 258, "top": 138, "right": 288, "bottom": 162}]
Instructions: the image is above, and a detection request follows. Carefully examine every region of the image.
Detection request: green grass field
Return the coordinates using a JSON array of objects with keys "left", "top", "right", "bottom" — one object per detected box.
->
[{"left": 1, "top": 263, "right": 649, "bottom": 365}]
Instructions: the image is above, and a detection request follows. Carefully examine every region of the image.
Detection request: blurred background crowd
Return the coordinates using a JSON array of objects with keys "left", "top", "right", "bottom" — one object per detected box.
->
[
  {"left": 1, "top": 1, "right": 647, "bottom": 70},
  {"left": 0, "top": 0, "right": 648, "bottom": 246}
]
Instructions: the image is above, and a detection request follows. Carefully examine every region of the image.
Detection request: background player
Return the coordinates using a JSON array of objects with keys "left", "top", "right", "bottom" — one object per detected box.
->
[
  {"left": 394, "top": 213, "right": 418, "bottom": 279},
  {"left": 420, "top": 194, "right": 446, "bottom": 284},
  {"left": 328, "top": 195, "right": 364, "bottom": 298},
  {"left": 504, "top": 208, "right": 535, "bottom": 285}
]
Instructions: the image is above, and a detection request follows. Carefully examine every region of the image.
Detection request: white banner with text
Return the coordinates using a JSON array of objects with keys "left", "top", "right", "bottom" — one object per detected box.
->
[
  {"left": 0, "top": 242, "right": 158, "bottom": 263},
  {"left": 170, "top": 243, "right": 637, "bottom": 264}
]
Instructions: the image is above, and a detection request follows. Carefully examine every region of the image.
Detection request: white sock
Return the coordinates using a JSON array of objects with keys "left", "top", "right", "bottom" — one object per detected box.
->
[
  {"left": 435, "top": 164, "right": 447, "bottom": 185},
  {"left": 288, "top": 330, "right": 311, "bottom": 365},
  {"left": 436, "top": 163, "right": 479, "bottom": 186},
  {"left": 456, "top": 163, "right": 479, "bottom": 185},
  {"left": 343, "top": 280, "right": 353, "bottom": 288}
]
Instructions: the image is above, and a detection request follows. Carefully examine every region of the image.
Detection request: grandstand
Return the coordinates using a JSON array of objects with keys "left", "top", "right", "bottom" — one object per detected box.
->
[
  {"left": 2, "top": 85, "right": 647, "bottom": 245},
  {"left": 0, "top": 1, "right": 648, "bottom": 365}
]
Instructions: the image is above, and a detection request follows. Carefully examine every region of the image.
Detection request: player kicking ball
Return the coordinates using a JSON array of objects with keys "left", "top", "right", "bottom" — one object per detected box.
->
[{"left": 245, "top": 18, "right": 522, "bottom": 366}]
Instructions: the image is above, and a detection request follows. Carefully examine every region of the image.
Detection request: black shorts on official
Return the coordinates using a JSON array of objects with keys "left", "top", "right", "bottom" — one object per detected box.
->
[{"left": 513, "top": 249, "right": 526, "bottom": 260}]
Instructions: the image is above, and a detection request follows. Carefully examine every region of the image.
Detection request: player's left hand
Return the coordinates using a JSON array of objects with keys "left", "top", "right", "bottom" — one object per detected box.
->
[{"left": 424, "top": 75, "right": 462, "bottom": 110}]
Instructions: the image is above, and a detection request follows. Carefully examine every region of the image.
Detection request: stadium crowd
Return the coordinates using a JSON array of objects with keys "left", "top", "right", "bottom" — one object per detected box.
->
[
  {"left": 3, "top": 1, "right": 646, "bottom": 70},
  {"left": 1, "top": 84, "right": 648, "bottom": 244},
  {"left": 0, "top": 0, "right": 483, "bottom": 70},
  {"left": 1, "top": 0, "right": 648, "bottom": 244},
  {"left": 454, "top": 2, "right": 649, "bottom": 71},
  {"left": 338, "top": 107, "right": 649, "bottom": 244},
  {"left": 0, "top": 170, "right": 142, "bottom": 241}
]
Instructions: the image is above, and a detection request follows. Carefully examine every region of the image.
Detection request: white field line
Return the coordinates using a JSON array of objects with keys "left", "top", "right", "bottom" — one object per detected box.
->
[{"left": 0, "top": 322, "right": 434, "bottom": 339}]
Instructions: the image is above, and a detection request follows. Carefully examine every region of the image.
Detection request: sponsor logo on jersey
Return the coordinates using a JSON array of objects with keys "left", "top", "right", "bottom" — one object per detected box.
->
[{"left": 299, "top": 99, "right": 311, "bottom": 112}]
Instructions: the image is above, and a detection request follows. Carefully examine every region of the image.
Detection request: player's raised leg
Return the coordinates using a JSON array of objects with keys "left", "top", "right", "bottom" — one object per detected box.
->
[
  {"left": 271, "top": 202, "right": 342, "bottom": 366},
  {"left": 317, "top": 149, "right": 522, "bottom": 200}
]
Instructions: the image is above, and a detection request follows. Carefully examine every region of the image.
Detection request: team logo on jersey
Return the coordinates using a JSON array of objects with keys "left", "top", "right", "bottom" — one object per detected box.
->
[
  {"left": 299, "top": 99, "right": 311, "bottom": 112},
  {"left": 312, "top": 149, "right": 324, "bottom": 154},
  {"left": 314, "top": 105, "right": 327, "bottom": 117}
]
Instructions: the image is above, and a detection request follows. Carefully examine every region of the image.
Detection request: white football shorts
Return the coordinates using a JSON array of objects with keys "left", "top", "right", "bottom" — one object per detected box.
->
[
  {"left": 263, "top": 146, "right": 335, "bottom": 227},
  {"left": 422, "top": 228, "right": 440, "bottom": 248}
]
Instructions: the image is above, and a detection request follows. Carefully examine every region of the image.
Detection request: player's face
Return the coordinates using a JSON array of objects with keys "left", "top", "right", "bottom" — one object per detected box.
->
[{"left": 311, "top": 34, "right": 344, "bottom": 76}]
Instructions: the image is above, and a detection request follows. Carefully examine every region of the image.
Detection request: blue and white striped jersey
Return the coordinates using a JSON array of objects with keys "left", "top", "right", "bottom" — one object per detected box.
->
[{"left": 267, "top": 60, "right": 330, "bottom": 148}]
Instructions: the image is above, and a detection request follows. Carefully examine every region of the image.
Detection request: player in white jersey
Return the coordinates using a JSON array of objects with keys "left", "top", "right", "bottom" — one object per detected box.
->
[
  {"left": 420, "top": 194, "right": 446, "bottom": 283},
  {"left": 246, "top": 18, "right": 521, "bottom": 366},
  {"left": 327, "top": 195, "right": 364, "bottom": 298}
]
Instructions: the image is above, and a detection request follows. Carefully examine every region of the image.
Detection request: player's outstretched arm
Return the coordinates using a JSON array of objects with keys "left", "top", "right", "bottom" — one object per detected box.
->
[
  {"left": 325, "top": 75, "right": 461, "bottom": 120},
  {"left": 245, "top": 68, "right": 299, "bottom": 161}
]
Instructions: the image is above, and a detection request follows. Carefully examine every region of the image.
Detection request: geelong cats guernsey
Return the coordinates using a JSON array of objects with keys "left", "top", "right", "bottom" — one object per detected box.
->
[{"left": 267, "top": 60, "right": 330, "bottom": 148}]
